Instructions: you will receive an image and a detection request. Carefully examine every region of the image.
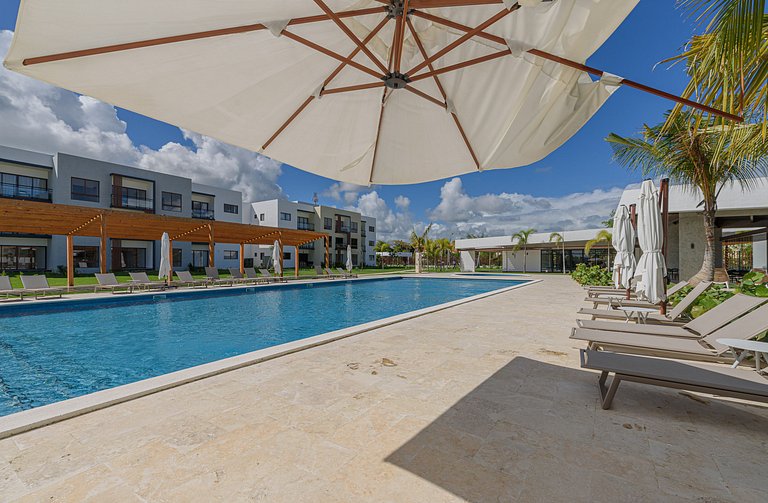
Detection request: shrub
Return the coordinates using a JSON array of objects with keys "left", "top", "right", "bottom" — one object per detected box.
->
[{"left": 571, "top": 264, "right": 612, "bottom": 286}]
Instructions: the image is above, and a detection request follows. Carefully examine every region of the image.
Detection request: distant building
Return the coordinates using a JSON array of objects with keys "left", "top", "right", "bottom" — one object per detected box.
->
[
  {"left": 0, "top": 145, "right": 243, "bottom": 272},
  {"left": 456, "top": 179, "right": 768, "bottom": 278},
  {"left": 246, "top": 200, "right": 377, "bottom": 268}
]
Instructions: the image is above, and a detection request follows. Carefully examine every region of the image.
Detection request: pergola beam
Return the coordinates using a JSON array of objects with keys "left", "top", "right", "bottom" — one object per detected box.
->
[{"left": 22, "top": 7, "right": 385, "bottom": 66}]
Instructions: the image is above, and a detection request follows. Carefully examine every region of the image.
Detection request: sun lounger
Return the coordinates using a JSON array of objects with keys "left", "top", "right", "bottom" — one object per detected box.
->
[
  {"left": 243, "top": 267, "right": 270, "bottom": 284},
  {"left": 20, "top": 275, "right": 64, "bottom": 299},
  {"left": 570, "top": 303, "right": 768, "bottom": 363},
  {"left": 580, "top": 349, "right": 768, "bottom": 410},
  {"left": 0, "top": 275, "right": 24, "bottom": 301},
  {"left": 337, "top": 267, "right": 357, "bottom": 278},
  {"left": 228, "top": 268, "right": 257, "bottom": 284},
  {"left": 260, "top": 268, "right": 287, "bottom": 283},
  {"left": 585, "top": 281, "right": 686, "bottom": 298},
  {"left": 325, "top": 267, "right": 343, "bottom": 279},
  {"left": 577, "top": 294, "right": 767, "bottom": 338},
  {"left": 128, "top": 271, "right": 167, "bottom": 290},
  {"left": 175, "top": 270, "right": 209, "bottom": 288},
  {"left": 205, "top": 267, "right": 234, "bottom": 286},
  {"left": 94, "top": 273, "right": 133, "bottom": 294},
  {"left": 579, "top": 281, "right": 712, "bottom": 323}
]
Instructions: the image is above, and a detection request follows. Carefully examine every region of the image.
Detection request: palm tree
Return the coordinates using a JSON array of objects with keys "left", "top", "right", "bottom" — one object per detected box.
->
[
  {"left": 410, "top": 223, "right": 432, "bottom": 273},
  {"left": 511, "top": 228, "right": 537, "bottom": 273},
  {"left": 548, "top": 232, "right": 566, "bottom": 273},
  {"left": 607, "top": 113, "right": 767, "bottom": 283},
  {"left": 584, "top": 229, "right": 613, "bottom": 271}
]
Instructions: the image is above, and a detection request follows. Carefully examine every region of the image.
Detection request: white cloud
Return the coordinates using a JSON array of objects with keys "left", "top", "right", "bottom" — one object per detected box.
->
[
  {"left": 347, "top": 191, "right": 416, "bottom": 242},
  {"left": 394, "top": 195, "right": 410, "bottom": 210},
  {"left": 0, "top": 30, "right": 283, "bottom": 202},
  {"left": 321, "top": 181, "right": 367, "bottom": 203},
  {"left": 428, "top": 177, "right": 623, "bottom": 238}
]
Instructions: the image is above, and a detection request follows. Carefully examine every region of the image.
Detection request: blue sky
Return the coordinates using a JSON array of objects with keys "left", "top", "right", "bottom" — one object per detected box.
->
[{"left": 0, "top": 2, "right": 697, "bottom": 239}]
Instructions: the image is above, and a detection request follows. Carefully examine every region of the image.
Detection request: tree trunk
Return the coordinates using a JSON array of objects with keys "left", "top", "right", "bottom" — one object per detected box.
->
[{"left": 691, "top": 208, "right": 717, "bottom": 284}]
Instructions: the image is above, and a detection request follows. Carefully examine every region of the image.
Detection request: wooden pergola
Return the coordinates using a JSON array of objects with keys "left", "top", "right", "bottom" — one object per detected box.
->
[{"left": 0, "top": 198, "right": 329, "bottom": 286}]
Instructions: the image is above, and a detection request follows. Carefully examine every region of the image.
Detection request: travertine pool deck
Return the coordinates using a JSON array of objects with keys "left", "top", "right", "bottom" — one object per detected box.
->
[{"left": 1, "top": 275, "right": 766, "bottom": 502}]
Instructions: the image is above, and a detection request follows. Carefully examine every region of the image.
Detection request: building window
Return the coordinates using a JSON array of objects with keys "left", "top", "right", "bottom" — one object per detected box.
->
[
  {"left": 283, "top": 251, "right": 291, "bottom": 260},
  {"left": 297, "top": 216, "right": 314, "bottom": 231},
  {"left": 71, "top": 177, "right": 99, "bottom": 202},
  {"left": 369, "top": 240, "right": 374, "bottom": 247},
  {"left": 280, "top": 212, "right": 292, "bottom": 221},
  {"left": 224, "top": 250, "right": 238, "bottom": 260},
  {"left": 0, "top": 245, "right": 46, "bottom": 270},
  {"left": 116, "top": 248, "right": 146, "bottom": 270},
  {"left": 324, "top": 217, "right": 332, "bottom": 230},
  {"left": 369, "top": 225, "right": 375, "bottom": 232},
  {"left": 350, "top": 222, "right": 358, "bottom": 233},
  {"left": 114, "top": 186, "right": 149, "bottom": 210},
  {"left": 172, "top": 248, "right": 182, "bottom": 267},
  {"left": 260, "top": 213, "right": 265, "bottom": 221},
  {"left": 73, "top": 246, "right": 99, "bottom": 268},
  {"left": 369, "top": 255, "right": 375, "bottom": 261},
  {"left": 1, "top": 173, "right": 49, "bottom": 201},
  {"left": 351, "top": 238, "right": 358, "bottom": 249},
  {"left": 162, "top": 192, "right": 182, "bottom": 212},
  {"left": 224, "top": 203, "right": 239, "bottom": 214},
  {"left": 192, "top": 201, "right": 213, "bottom": 219},
  {"left": 191, "top": 250, "right": 209, "bottom": 267}
]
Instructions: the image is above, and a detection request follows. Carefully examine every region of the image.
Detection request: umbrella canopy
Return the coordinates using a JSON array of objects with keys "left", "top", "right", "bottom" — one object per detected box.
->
[
  {"left": 4, "top": 0, "right": 639, "bottom": 185},
  {"left": 272, "top": 240, "right": 282, "bottom": 275},
  {"left": 158, "top": 232, "right": 171, "bottom": 280},
  {"left": 346, "top": 244, "right": 353, "bottom": 271},
  {"left": 611, "top": 205, "right": 635, "bottom": 289},
  {"left": 633, "top": 181, "right": 666, "bottom": 304}
]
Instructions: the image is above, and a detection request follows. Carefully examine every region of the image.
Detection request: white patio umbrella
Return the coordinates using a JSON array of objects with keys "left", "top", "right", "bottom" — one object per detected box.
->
[
  {"left": 611, "top": 205, "right": 635, "bottom": 289},
  {"left": 272, "top": 240, "right": 282, "bottom": 276},
  {"left": 346, "top": 244, "right": 353, "bottom": 271},
  {"left": 4, "top": 0, "right": 678, "bottom": 186},
  {"left": 633, "top": 180, "right": 666, "bottom": 304},
  {"left": 158, "top": 232, "right": 171, "bottom": 283}
]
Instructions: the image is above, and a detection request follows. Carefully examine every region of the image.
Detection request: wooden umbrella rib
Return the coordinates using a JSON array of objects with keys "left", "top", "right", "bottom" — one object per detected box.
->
[
  {"left": 322, "top": 82, "right": 386, "bottom": 95},
  {"left": 313, "top": 0, "right": 388, "bottom": 74},
  {"left": 393, "top": 0, "right": 410, "bottom": 73},
  {"left": 261, "top": 17, "right": 389, "bottom": 151},
  {"left": 412, "top": 10, "right": 744, "bottom": 122},
  {"left": 282, "top": 31, "right": 382, "bottom": 80},
  {"left": 375, "top": 0, "right": 503, "bottom": 6},
  {"left": 406, "top": 6, "right": 516, "bottom": 76},
  {"left": 405, "top": 86, "right": 446, "bottom": 108},
  {"left": 407, "top": 17, "right": 479, "bottom": 169},
  {"left": 22, "top": 7, "right": 384, "bottom": 66},
  {"left": 409, "top": 49, "right": 510, "bottom": 82}
]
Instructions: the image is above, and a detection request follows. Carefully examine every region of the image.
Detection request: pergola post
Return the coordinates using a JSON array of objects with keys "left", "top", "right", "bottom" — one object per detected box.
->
[
  {"left": 278, "top": 237, "right": 284, "bottom": 278},
  {"left": 168, "top": 239, "right": 174, "bottom": 285},
  {"left": 99, "top": 213, "right": 107, "bottom": 273},
  {"left": 294, "top": 245, "right": 300, "bottom": 278},
  {"left": 66, "top": 234, "right": 74, "bottom": 288},
  {"left": 325, "top": 236, "right": 330, "bottom": 269},
  {"left": 208, "top": 223, "right": 215, "bottom": 268},
  {"left": 240, "top": 242, "right": 245, "bottom": 274}
]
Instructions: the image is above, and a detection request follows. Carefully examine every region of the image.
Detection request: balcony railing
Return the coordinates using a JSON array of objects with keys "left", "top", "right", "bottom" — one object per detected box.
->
[
  {"left": 111, "top": 187, "right": 153, "bottom": 211},
  {"left": 335, "top": 223, "right": 350, "bottom": 233},
  {"left": 192, "top": 208, "right": 215, "bottom": 220},
  {"left": 1, "top": 183, "right": 52, "bottom": 202},
  {"left": 297, "top": 222, "right": 315, "bottom": 231}
]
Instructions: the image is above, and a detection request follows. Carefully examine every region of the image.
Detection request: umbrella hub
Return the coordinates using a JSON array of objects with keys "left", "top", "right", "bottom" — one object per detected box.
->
[
  {"left": 382, "top": 71, "right": 411, "bottom": 90},
  {"left": 384, "top": 1, "right": 411, "bottom": 19}
]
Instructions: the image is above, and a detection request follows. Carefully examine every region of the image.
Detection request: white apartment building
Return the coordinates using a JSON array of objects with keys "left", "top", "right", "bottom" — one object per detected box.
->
[
  {"left": 457, "top": 178, "right": 768, "bottom": 280},
  {"left": 246, "top": 200, "right": 377, "bottom": 268},
  {"left": 0, "top": 145, "right": 244, "bottom": 272}
]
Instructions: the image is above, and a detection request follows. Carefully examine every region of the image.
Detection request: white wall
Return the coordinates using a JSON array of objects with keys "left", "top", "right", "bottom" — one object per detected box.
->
[
  {"left": 502, "top": 249, "right": 541, "bottom": 272},
  {"left": 754, "top": 233, "right": 767, "bottom": 270},
  {"left": 460, "top": 251, "right": 476, "bottom": 272}
]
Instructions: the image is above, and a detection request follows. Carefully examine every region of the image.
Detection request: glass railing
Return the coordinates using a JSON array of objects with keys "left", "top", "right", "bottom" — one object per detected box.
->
[
  {"left": 0, "top": 183, "right": 52, "bottom": 202},
  {"left": 111, "top": 187, "right": 153, "bottom": 211},
  {"left": 192, "top": 208, "right": 215, "bottom": 220},
  {"left": 297, "top": 222, "right": 315, "bottom": 231}
]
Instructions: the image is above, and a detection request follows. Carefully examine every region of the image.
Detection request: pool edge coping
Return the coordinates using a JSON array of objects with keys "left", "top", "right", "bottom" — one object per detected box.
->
[{"left": 0, "top": 277, "right": 539, "bottom": 439}]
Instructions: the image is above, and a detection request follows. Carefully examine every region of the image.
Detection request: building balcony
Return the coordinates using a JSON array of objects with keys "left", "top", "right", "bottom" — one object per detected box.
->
[
  {"left": 335, "top": 223, "right": 350, "bottom": 233},
  {"left": 111, "top": 187, "right": 153, "bottom": 212},
  {"left": 297, "top": 222, "right": 315, "bottom": 231},
  {"left": 0, "top": 183, "right": 52, "bottom": 202},
  {"left": 192, "top": 209, "right": 215, "bottom": 220}
]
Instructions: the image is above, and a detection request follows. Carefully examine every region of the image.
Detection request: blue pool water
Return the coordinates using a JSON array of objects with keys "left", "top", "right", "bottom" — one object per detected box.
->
[{"left": 0, "top": 277, "right": 522, "bottom": 416}]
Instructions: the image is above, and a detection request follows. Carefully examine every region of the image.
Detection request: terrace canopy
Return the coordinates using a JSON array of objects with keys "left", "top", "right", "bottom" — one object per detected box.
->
[
  {"left": 0, "top": 198, "right": 328, "bottom": 286},
  {"left": 4, "top": 1, "right": 738, "bottom": 186}
]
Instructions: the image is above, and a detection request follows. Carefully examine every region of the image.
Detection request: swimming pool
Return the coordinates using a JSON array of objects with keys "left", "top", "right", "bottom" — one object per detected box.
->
[{"left": 0, "top": 276, "right": 524, "bottom": 417}]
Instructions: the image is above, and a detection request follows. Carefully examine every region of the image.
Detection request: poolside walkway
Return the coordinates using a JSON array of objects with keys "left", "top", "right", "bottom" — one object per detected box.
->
[{"left": 1, "top": 275, "right": 766, "bottom": 502}]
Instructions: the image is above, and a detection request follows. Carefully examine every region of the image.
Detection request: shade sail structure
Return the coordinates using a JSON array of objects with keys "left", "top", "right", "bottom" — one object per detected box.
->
[
  {"left": 4, "top": 0, "right": 652, "bottom": 185},
  {"left": 634, "top": 180, "right": 667, "bottom": 304},
  {"left": 611, "top": 204, "right": 636, "bottom": 289}
]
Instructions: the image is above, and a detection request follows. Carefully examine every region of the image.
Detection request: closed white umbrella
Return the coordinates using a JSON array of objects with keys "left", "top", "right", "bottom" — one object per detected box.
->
[
  {"left": 158, "top": 232, "right": 171, "bottom": 284},
  {"left": 611, "top": 205, "right": 635, "bottom": 289},
  {"left": 272, "top": 240, "right": 282, "bottom": 276},
  {"left": 633, "top": 180, "right": 666, "bottom": 304},
  {"left": 4, "top": 1, "right": 654, "bottom": 185},
  {"left": 346, "top": 244, "right": 353, "bottom": 272}
]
